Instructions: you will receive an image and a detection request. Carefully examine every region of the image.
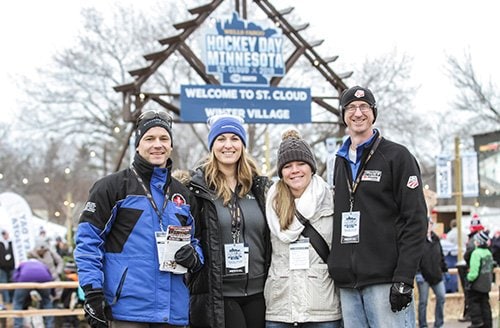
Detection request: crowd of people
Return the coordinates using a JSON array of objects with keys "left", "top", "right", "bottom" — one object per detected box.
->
[
  {"left": 0, "top": 227, "right": 76, "bottom": 328},
  {"left": 414, "top": 213, "right": 497, "bottom": 328},
  {"left": 2, "top": 85, "right": 496, "bottom": 328}
]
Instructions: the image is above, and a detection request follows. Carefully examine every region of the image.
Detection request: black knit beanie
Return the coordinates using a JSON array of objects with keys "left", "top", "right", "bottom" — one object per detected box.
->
[
  {"left": 277, "top": 129, "right": 317, "bottom": 178},
  {"left": 340, "top": 86, "right": 377, "bottom": 125},
  {"left": 135, "top": 111, "right": 173, "bottom": 147}
]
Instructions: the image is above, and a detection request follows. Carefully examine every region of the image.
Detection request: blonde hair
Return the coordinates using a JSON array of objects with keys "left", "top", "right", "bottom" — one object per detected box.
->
[
  {"left": 202, "top": 149, "right": 261, "bottom": 205},
  {"left": 273, "top": 179, "right": 296, "bottom": 230}
]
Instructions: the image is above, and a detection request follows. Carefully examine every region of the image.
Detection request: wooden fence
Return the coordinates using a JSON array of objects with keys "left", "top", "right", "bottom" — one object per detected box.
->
[{"left": 0, "top": 281, "right": 84, "bottom": 319}]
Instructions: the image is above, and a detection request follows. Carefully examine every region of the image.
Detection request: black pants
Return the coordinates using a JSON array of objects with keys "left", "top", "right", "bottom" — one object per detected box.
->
[
  {"left": 224, "top": 292, "right": 265, "bottom": 328},
  {"left": 468, "top": 289, "right": 492, "bottom": 328},
  {"left": 457, "top": 263, "right": 470, "bottom": 318}
]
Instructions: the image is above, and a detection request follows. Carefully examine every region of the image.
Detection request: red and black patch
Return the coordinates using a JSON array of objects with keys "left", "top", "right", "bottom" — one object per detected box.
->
[{"left": 171, "top": 193, "right": 186, "bottom": 206}]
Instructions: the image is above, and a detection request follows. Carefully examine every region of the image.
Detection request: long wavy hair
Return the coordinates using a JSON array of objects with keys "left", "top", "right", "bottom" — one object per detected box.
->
[
  {"left": 273, "top": 179, "right": 296, "bottom": 230},
  {"left": 202, "top": 149, "right": 261, "bottom": 206}
]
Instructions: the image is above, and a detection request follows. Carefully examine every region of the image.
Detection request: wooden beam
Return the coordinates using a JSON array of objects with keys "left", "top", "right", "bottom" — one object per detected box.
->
[
  {"left": 0, "top": 308, "right": 84, "bottom": 318},
  {"left": 0, "top": 281, "right": 79, "bottom": 290}
]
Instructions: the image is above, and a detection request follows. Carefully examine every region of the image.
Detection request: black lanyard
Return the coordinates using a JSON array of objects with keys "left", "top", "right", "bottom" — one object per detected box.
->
[
  {"left": 344, "top": 135, "right": 382, "bottom": 211},
  {"left": 132, "top": 167, "right": 170, "bottom": 231},
  {"left": 227, "top": 187, "right": 243, "bottom": 244}
]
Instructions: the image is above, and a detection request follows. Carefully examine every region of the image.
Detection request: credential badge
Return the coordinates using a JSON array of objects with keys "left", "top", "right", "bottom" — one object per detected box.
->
[{"left": 361, "top": 170, "right": 382, "bottom": 182}]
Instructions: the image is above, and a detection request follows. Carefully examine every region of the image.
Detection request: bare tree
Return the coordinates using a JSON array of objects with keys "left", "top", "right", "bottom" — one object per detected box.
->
[
  {"left": 446, "top": 51, "right": 500, "bottom": 131},
  {"left": 8, "top": 1, "right": 424, "bottom": 220},
  {"left": 17, "top": 4, "right": 184, "bottom": 173}
]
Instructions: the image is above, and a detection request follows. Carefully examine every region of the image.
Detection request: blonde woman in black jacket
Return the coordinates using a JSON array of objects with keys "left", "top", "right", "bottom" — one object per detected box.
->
[{"left": 187, "top": 115, "right": 271, "bottom": 328}]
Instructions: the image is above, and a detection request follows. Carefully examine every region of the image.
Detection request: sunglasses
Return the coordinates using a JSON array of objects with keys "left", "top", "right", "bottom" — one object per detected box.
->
[{"left": 137, "top": 110, "right": 173, "bottom": 128}]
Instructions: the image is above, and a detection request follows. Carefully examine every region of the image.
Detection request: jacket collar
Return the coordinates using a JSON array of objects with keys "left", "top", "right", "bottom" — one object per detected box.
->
[{"left": 132, "top": 153, "right": 172, "bottom": 186}]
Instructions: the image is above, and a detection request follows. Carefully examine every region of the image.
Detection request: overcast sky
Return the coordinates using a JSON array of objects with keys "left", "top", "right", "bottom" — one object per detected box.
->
[{"left": 0, "top": 0, "right": 498, "bottom": 124}]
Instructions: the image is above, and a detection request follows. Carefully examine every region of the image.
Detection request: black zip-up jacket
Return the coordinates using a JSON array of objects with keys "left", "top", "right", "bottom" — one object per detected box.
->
[
  {"left": 187, "top": 168, "right": 271, "bottom": 328},
  {"left": 419, "top": 231, "right": 448, "bottom": 285},
  {"left": 0, "top": 241, "right": 14, "bottom": 271},
  {"left": 327, "top": 131, "right": 427, "bottom": 288}
]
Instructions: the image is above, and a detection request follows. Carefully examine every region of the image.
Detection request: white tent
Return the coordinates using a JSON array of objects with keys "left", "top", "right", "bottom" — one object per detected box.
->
[{"left": 0, "top": 191, "right": 67, "bottom": 267}]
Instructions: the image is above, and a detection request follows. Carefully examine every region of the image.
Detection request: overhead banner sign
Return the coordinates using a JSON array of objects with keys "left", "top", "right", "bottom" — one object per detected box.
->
[
  {"left": 180, "top": 84, "right": 311, "bottom": 123},
  {"left": 436, "top": 155, "right": 452, "bottom": 199},
  {"left": 461, "top": 151, "right": 479, "bottom": 197},
  {"left": 204, "top": 11, "right": 284, "bottom": 86}
]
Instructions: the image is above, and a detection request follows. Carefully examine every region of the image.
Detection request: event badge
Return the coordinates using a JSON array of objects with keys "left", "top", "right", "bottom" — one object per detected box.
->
[
  {"left": 224, "top": 243, "right": 248, "bottom": 275},
  {"left": 289, "top": 238, "right": 310, "bottom": 270},
  {"left": 155, "top": 231, "right": 167, "bottom": 270},
  {"left": 341, "top": 211, "right": 360, "bottom": 244}
]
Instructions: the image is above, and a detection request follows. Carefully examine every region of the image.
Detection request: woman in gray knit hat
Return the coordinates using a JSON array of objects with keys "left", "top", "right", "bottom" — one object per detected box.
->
[{"left": 264, "top": 129, "right": 342, "bottom": 327}]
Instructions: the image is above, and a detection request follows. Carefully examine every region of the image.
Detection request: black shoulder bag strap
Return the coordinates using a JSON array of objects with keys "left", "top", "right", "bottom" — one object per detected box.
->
[{"left": 295, "top": 210, "right": 330, "bottom": 263}]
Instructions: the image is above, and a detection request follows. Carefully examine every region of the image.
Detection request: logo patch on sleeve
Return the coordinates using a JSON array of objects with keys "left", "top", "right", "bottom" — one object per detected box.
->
[
  {"left": 83, "top": 201, "right": 96, "bottom": 213},
  {"left": 361, "top": 170, "right": 382, "bottom": 182},
  {"left": 407, "top": 176, "right": 419, "bottom": 189},
  {"left": 171, "top": 193, "right": 186, "bottom": 206}
]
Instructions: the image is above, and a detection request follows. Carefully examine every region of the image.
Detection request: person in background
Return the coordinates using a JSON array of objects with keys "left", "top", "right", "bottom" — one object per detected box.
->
[
  {"left": 55, "top": 236, "right": 71, "bottom": 257},
  {"left": 27, "top": 237, "right": 64, "bottom": 303},
  {"left": 327, "top": 86, "right": 427, "bottom": 328},
  {"left": 187, "top": 115, "right": 271, "bottom": 328},
  {"left": 264, "top": 129, "right": 342, "bottom": 327},
  {"left": 415, "top": 218, "right": 447, "bottom": 328},
  {"left": 446, "top": 219, "right": 467, "bottom": 251},
  {"left": 458, "top": 215, "right": 486, "bottom": 323},
  {"left": 0, "top": 230, "right": 15, "bottom": 304},
  {"left": 491, "top": 229, "right": 500, "bottom": 266},
  {"left": 466, "top": 231, "right": 493, "bottom": 328},
  {"left": 74, "top": 109, "right": 203, "bottom": 328},
  {"left": 12, "top": 259, "right": 54, "bottom": 328},
  {"left": 465, "top": 215, "right": 486, "bottom": 264},
  {"left": 27, "top": 238, "right": 64, "bottom": 282}
]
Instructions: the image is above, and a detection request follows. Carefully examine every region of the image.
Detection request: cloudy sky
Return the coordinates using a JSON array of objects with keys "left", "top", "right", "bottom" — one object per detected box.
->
[{"left": 0, "top": 0, "right": 498, "bottom": 124}]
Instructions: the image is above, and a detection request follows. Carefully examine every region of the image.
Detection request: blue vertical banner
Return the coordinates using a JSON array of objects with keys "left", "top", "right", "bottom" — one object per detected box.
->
[{"left": 461, "top": 151, "right": 479, "bottom": 197}]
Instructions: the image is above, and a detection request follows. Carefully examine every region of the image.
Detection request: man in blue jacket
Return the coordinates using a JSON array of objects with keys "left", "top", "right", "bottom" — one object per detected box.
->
[
  {"left": 74, "top": 110, "right": 203, "bottom": 328},
  {"left": 327, "top": 86, "right": 427, "bottom": 328}
]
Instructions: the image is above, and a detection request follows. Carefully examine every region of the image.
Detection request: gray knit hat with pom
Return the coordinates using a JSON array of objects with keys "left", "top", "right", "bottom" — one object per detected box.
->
[{"left": 277, "top": 129, "right": 317, "bottom": 178}]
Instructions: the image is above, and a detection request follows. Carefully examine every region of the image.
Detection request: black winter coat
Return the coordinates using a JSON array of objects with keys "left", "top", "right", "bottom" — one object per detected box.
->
[
  {"left": 187, "top": 168, "right": 271, "bottom": 328},
  {"left": 419, "top": 231, "right": 448, "bottom": 285},
  {"left": 0, "top": 241, "right": 14, "bottom": 271},
  {"left": 327, "top": 131, "right": 428, "bottom": 288}
]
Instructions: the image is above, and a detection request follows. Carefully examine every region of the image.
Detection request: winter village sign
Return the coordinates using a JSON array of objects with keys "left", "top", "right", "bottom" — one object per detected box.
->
[{"left": 180, "top": 12, "right": 311, "bottom": 124}]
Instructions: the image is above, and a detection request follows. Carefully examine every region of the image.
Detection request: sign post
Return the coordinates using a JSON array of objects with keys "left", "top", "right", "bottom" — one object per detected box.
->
[{"left": 454, "top": 137, "right": 464, "bottom": 262}]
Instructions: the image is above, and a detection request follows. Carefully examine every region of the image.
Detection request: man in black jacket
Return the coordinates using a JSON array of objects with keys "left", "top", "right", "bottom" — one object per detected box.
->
[
  {"left": 416, "top": 219, "right": 448, "bottom": 328},
  {"left": 327, "top": 86, "right": 427, "bottom": 328}
]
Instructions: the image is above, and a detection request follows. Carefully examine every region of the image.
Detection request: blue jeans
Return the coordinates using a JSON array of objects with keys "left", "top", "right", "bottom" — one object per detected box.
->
[
  {"left": 0, "top": 269, "right": 11, "bottom": 303},
  {"left": 416, "top": 275, "right": 445, "bottom": 328},
  {"left": 13, "top": 288, "right": 54, "bottom": 328},
  {"left": 266, "top": 321, "right": 342, "bottom": 328},
  {"left": 339, "top": 284, "right": 415, "bottom": 328}
]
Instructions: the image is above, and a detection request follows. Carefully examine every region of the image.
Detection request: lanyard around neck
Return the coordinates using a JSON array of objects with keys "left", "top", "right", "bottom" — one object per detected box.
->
[
  {"left": 227, "top": 187, "right": 243, "bottom": 244},
  {"left": 132, "top": 167, "right": 170, "bottom": 231},
  {"left": 345, "top": 134, "right": 382, "bottom": 211}
]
